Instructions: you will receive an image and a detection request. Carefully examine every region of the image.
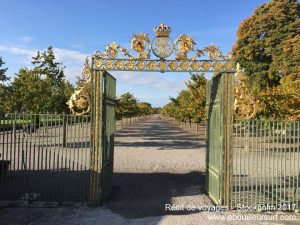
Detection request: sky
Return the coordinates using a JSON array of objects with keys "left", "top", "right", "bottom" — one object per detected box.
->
[{"left": 0, "top": 0, "right": 268, "bottom": 107}]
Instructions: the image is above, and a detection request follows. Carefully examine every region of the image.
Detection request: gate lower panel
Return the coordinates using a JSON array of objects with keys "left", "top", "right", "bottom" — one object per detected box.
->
[
  {"left": 232, "top": 120, "right": 300, "bottom": 210},
  {"left": 0, "top": 114, "right": 91, "bottom": 202}
]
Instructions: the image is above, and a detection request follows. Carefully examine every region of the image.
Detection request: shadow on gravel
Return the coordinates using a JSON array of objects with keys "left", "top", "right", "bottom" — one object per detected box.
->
[
  {"left": 105, "top": 171, "right": 212, "bottom": 219},
  {"left": 115, "top": 120, "right": 206, "bottom": 150},
  {"left": 115, "top": 140, "right": 206, "bottom": 150}
]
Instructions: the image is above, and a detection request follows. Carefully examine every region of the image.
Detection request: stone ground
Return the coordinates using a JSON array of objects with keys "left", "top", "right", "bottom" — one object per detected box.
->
[{"left": 0, "top": 115, "right": 299, "bottom": 225}]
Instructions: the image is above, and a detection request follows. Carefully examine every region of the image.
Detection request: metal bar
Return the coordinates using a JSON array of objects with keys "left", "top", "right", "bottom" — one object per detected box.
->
[
  {"left": 0, "top": 117, "right": 4, "bottom": 187},
  {"left": 250, "top": 120, "right": 253, "bottom": 207},
  {"left": 88, "top": 68, "right": 103, "bottom": 206}
]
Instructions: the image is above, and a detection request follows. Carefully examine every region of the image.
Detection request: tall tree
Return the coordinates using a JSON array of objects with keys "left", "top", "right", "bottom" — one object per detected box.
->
[
  {"left": 8, "top": 69, "right": 52, "bottom": 112},
  {"left": 232, "top": 0, "right": 300, "bottom": 120},
  {"left": 232, "top": 0, "right": 300, "bottom": 92},
  {"left": 0, "top": 57, "right": 9, "bottom": 114},
  {"left": 161, "top": 73, "right": 207, "bottom": 125},
  {"left": 185, "top": 73, "right": 207, "bottom": 123},
  {"left": 115, "top": 92, "right": 139, "bottom": 119},
  {"left": 137, "top": 102, "right": 152, "bottom": 116},
  {"left": 8, "top": 47, "right": 74, "bottom": 113},
  {"left": 0, "top": 56, "right": 8, "bottom": 83},
  {"left": 31, "top": 46, "right": 64, "bottom": 86}
]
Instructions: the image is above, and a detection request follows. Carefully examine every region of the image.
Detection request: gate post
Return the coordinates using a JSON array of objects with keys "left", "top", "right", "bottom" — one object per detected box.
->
[
  {"left": 222, "top": 73, "right": 234, "bottom": 207},
  {"left": 88, "top": 66, "right": 104, "bottom": 207}
]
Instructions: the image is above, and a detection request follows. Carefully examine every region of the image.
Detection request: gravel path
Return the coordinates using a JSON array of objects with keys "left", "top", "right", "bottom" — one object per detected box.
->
[
  {"left": 0, "top": 115, "right": 299, "bottom": 225},
  {"left": 107, "top": 115, "right": 210, "bottom": 218}
]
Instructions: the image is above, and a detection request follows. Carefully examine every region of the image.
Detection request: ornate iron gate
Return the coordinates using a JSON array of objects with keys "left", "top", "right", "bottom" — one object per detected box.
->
[
  {"left": 0, "top": 113, "right": 91, "bottom": 202},
  {"left": 89, "top": 69, "right": 116, "bottom": 206},
  {"left": 0, "top": 71, "right": 116, "bottom": 205},
  {"left": 206, "top": 73, "right": 234, "bottom": 205}
]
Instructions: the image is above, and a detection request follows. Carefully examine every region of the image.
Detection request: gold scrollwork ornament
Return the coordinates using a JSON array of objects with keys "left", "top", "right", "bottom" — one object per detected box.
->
[
  {"left": 131, "top": 32, "right": 151, "bottom": 59},
  {"left": 205, "top": 45, "right": 221, "bottom": 60},
  {"left": 67, "top": 57, "right": 91, "bottom": 115},
  {"left": 174, "top": 34, "right": 196, "bottom": 60},
  {"left": 104, "top": 42, "right": 119, "bottom": 59}
]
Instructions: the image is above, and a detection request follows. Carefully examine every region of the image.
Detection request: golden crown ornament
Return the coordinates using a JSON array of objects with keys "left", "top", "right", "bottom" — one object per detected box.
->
[
  {"left": 154, "top": 23, "right": 172, "bottom": 37},
  {"left": 151, "top": 23, "right": 174, "bottom": 59}
]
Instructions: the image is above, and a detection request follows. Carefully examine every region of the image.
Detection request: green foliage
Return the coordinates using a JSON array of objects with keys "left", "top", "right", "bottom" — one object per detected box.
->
[
  {"left": 31, "top": 46, "right": 64, "bottom": 86},
  {"left": 0, "top": 56, "right": 8, "bottom": 82},
  {"left": 115, "top": 92, "right": 152, "bottom": 120},
  {"left": 233, "top": 0, "right": 300, "bottom": 120},
  {"left": 151, "top": 107, "right": 161, "bottom": 114},
  {"left": 186, "top": 73, "right": 206, "bottom": 123},
  {"left": 232, "top": 0, "right": 300, "bottom": 92},
  {"left": 0, "top": 56, "right": 9, "bottom": 115},
  {"left": 161, "top": 73, "right": 207, "bottom": 123},
  {"left": 137, "top": 102, "right": 152, "bottom": 116},
  {"left": 7, "top": 47, "right": 74, "bottom": 113},
  {"left": 116, "top": 92, "right": 138, "bottom": 119},
  {"left": 8, "top": 69, "right": 51, "bottom": 112},
  {"left": 256, "top": 79, "right": 300, "bottom": 120}
]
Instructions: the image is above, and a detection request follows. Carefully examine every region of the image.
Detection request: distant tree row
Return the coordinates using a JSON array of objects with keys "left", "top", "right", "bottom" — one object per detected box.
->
[
  {"left": 160, "top": 73, "right": 206, "bottom": 126},
  {"left": 115, "top": 92, "right": 153, "bottom": 120}
]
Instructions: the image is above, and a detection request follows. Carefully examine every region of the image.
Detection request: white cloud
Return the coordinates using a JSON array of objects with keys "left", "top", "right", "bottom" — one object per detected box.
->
[
  {"left": 111, "top": 71, "right": 185, "bottom": 92},
  {"left": 18, "top": 36, "right": 36, "bottom": 43},
  {"left": 0, "top": 45, "right": 87, "bottom": 63},
  {"left": 0, "top": 45, "right": 36, "bottom": 57},
  {"left": 0, "top": 44, "right": 187, "bottom": 96},
  {"left": 64, "top": 66, "right": 82, "bottom": 81},
  {"left": 0, "top": 44, "right": 88, "bottom": 82},
  {"left": 52, "top": 48, "right": 87, "bottom": 63},
  {"left": 52, "top": 48, "right": 89, "bottom": 82}
]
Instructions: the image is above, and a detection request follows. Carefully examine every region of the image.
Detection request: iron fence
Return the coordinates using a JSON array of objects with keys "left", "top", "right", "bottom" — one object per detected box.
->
[
  {"left": 0, "top": 113, "right": 91, "bottom": 203},
  {"left": 232, "top": 120, "right": 300, "bottom": 211}
]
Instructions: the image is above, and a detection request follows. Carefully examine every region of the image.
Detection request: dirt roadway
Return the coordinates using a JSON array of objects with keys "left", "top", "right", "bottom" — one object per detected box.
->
[{"left": 0, "top": 116, "right": 299, "bottom": 225}]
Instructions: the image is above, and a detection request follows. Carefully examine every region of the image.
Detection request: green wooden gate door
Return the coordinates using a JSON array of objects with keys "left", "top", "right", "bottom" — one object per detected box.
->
[
  {"left": 89, "top": 69, "right": 116, "bottom": 206},
  {"left": 206, "top": 73, "right": 234, "bottom": 206}
]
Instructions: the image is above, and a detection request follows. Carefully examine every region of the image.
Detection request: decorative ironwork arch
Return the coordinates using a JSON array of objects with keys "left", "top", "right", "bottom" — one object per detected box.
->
[{"left": 67, "top": 23, "right": 236, "bottom": 115}]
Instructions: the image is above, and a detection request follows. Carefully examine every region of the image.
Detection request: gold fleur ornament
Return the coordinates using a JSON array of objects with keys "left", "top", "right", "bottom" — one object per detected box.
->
[
  {"left": 115, "top": 60, "right": 124, "bottom": 69},
  {"left": 169, "top": 61, "right": 178, "bottom": 71},
  {"left": 104, "top": 42, "right": 119, "bottom": 59},
  {"left": 158, "top": 61, "right": 167, "bottom": 71},
  {"left": 105, "top": 60, "right": 113, "bottom": 69},
  {"left": 202, "top": 61, "right": 211, "bottom": 71},
  {"left": 93, "top": 59, "right": 102, "bottom": 68},
  {"left": 127, "top": 60, "right": 135, "bottom": 70},
  {"left": 213, "top": 61, "right": 222, "bottom": 70},
  {"left": 180, "top": 61, "right": 189, "bottom": 70},
  {"left": 147, "top": 61, "right": 157, "bottom": 70},
  {"left": 224, "top": 61, "right": 235, "bottom": 70},
  {"left": 191, "top": 61, "right": 200, "bottom": 71},
  {"left": 136, "top": 61, "right": 146, "bottom": 70}
]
